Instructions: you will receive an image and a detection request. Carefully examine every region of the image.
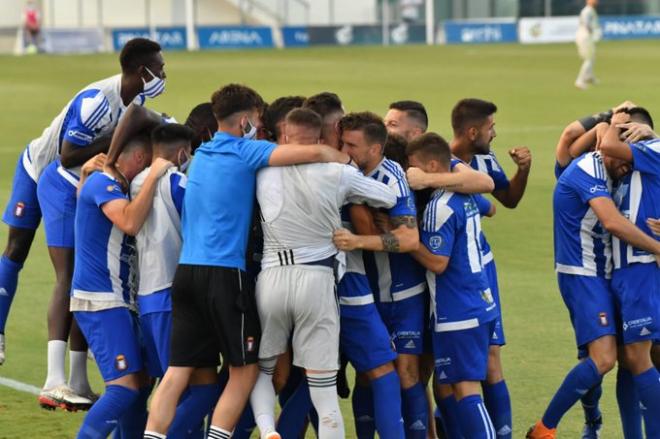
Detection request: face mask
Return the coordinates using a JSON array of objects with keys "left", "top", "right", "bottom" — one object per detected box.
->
[
  {"left": 142, "top": 67, "right": 165, "bottom": 99},
  {"left": 178, "top": 150, "right": 192, "bottom": 173},
  {"left": 242, "top": 118, "right": 258, "bottom": 140}
]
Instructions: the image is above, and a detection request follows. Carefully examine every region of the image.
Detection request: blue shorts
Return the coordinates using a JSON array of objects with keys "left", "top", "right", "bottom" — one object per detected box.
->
[
  {"left": 36, "top": 160, "right": 77, "bottom": 248},
  {"left": 2, "top": 150, "right": 41, "bottom": 230},
  {"left": 340, "top": 302, "right": 396, "bottom": 373},
  {"left": 376, "top": 293, "right": 425, "bottom": 355},
  {"left": 432, "top": 319, "right": 495, "bottom": 384},
  {"left": 611, "top": 263, "right": 660, "bottom": 345},
  {"left": 138, "top": 290, "right": 173, "bottom": 378},
  {"left": 557, "top": 273, "right": 617, "bottom": 350},
  {"left": 484, "top": 260, "right": 506, "bottom": 346},
  {"left": 421, "top": 291, "right": 434, "bottom": 355},
  {"left": 74, "top": 307, "right": 143, "bottom": 382}
]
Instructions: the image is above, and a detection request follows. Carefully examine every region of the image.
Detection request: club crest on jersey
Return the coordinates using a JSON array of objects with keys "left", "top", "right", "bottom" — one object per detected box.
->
[
  {"left": 246, "top": 336, "right": 255, "bottom": 352},
  {"left": 598, "top": 312, "right": 608, "bottom": 327},
  {"left": 14, "top": 202, "right": 25, "bottom": 217},
  {"left": 107, "top": 185, "right": 118, "bottom": 192},
  {"left": 429, "top": 236, "right": 443, "bottom": 250},
  {"left": 115, "top": 354, "right": 127, "bottom": 371}
]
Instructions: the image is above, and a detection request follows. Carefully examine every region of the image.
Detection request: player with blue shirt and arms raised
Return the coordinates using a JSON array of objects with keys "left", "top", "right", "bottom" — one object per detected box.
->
[
  {"left": 143, "top": 84, "right": 350, "bottom": 439},
  {"left": 527, "top": 144, "right": 660, "bottom": 439},
  {"left": 406, "top": 132, "right": 498, "bottom": 439},
  {"left": 599, "top": 110, "right": 660, "bottom": 439},
  {"left": 72, "top": 132, "right": 174, "bottom": 438}
]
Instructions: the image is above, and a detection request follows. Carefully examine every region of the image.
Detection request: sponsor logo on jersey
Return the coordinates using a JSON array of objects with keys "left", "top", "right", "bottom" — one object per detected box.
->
[
  {"left": 14, "top": 202, "right": 25, "bottom": 217},
  {"left": 115, "top": 354, "right": 127, "bottom": 371}
]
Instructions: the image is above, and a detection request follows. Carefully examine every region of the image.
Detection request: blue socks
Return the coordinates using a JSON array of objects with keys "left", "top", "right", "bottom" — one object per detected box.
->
[
  {"left": 352, "top": 384, "right": 375, "bottom": 439},
  {"left": 483, "top": 380, "right": 512, "bottom": 438},
  {"left": 457, "top": 394, "right": 495, "bottom": 439},
  {"left": 0, "top": 256, "right": 22, "bottom": 333},
  {"left": 437, "top": 394, "right": 463, "bottom": 438},
  {"left": 542, "top": 358, "right": 601, "bottom": 429},
  {"left": 402, "top": 383, "right": 428, "bottom": 439},
  {"left": 168, "top": 384, "right": 220, "bottom": 438},
  {"left": 77, "top": 385, "right": 138, "bottom": 438},
  {"left": 580, "top": 381, "right": 602, "bottom": 423},
  {"left": 114, "top": 386, "right": 151, "bottom": 438},
  {"left": 371, "top": 371, "right": 405, "bottom": 439},
  {"left": 634, "top": 367, "right": 660, "bottom": 438},
  {"left": 277, "top": 378, "right": 313, "bottom": 439},
  {"left": 616, "top": 367, "right": 642, "bottom": 439}
]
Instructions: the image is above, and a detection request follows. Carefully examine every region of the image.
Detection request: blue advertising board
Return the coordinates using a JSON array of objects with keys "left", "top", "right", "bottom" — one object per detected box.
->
[
  {"left": 601, "top": 16, "right": 660, "bottom": 40},
  {"left": 444, "top": 20, "right": 517, "bottom": 44},
  {"left": 112, "top": 27, "right": 187, "bottom": 51},
  {"left": 197, "top": 26, "right": 274, "bottom": 49}
]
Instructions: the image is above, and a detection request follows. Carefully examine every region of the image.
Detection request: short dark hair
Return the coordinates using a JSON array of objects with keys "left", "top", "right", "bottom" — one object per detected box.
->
[
  {"left": 123, "top": 133, "right": 152, "bottom": 155},
  {"left": 262, "top": 96, "right": 306, "bottom": 141},
  {"left": 285, "top": 108, "right": 323, "bottom": 132},
  {"left": 339, "top": 112, "right": 388, "bottom": 146},
  {"left": 389, "top": 100, "right": 428, "bottom": 131},
  {"left": 623, "top": 107, "right": 654, "bottom": 129},
  {"left": 184, "top": 102, "right": 216, "bottom": 151},
  {"left": 151, "top": 123, "right": 194, "bottom": 153},
  {"left": 406, "top": 132, "right": 451, "bottom": 169},
  {"left": 384, "top": 133, "right": 409, "bottom": 169},
  {"left": 451, "top": 98, "right": 497, "bottom": 133},
  {"left": 303, "top": 92, "right": 344, "bottom": 119},
  {"left": 119, "top": 38, "right": 162, "bottom": 73},
  {"left": 211, "top": 84, "right": 265, "bottom": 121}
]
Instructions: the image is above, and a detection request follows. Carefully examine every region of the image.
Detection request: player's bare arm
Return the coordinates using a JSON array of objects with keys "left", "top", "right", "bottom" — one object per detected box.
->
[
  {"left": 333, "top": 214, "right": 419, "bottom": 253},
  {"left": 101, "top": 157, "right": 173, "bottom": 236},
  {"left": 410, "top": 244, "right": 449, "bottom": 274},
  {"left": 492, "top": 146, "right": 531, "bottom": 208},
  {"left": 268, "top": 143, "right": 349, "bottom": 166},
  {"left": 60, "top": 130, "right": 113, "bottom": 169},
  {"left": 77, "top": 153, "right": 107, "bottom": 195},
  {"left": 590, "top": 197, "right": 660, "bottom": 256},
  {"left": 556, "top": 120, "right": 586, "bottom": 167},
  {"left": 105, "top": 104, "right": 163, "bottom": 166},
  {"left": 618, "top": 122, "right": 658, "bottom": 144},
  {"left": 406, "top": 163, "right": 495, "bottom": 193},
  {"left": 600, "top": 112, "right": 633, "bottom": 162}
]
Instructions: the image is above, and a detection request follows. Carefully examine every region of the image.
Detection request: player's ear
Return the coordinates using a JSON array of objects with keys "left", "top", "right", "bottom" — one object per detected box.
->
[{"left": 467, "top": 126, "right": 478, "bottom": 141}]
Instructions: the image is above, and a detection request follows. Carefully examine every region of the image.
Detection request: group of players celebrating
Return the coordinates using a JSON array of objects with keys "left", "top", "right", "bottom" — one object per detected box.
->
[{"left": 0, "top": 36, "right": 657, "bottom": 439}]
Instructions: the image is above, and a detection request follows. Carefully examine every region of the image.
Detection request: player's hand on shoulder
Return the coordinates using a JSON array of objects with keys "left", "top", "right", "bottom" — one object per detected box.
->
[
  {"left": 150, "top": 157, "right": 175, "bottom": 178},
  {"left": 618, "top": 122, "right": 656, "bottom": 144},
  {"left": 406, "top": 167, "right": 430, "bottom": 190},
  {"left": 81, "top": 153, "right": 107, "bottom": 177},
  {"left": 103, "top": 163, "right": 129, "bottom": 192},
  {"left": 509, "top": 146, "right": 532, "bottom": 171},
  {"left": 333, "top": 228, "right": 360, "bottom": 251}
]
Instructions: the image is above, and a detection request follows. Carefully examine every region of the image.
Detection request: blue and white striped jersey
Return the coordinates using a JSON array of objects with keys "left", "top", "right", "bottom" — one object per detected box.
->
[
  {"left": 337, "top": 205, "right": 375, "bottom": 306},
  {"left": 71, "top": 172, "right": 134, "bottom": 310},
  {"left": 421, "top": 189, "right": 497, "bottom": 331},
  {"left": 553, "top": 152, "right": 613, "bottom": 278},
  {"left": 24, "top": 75, "right": 144, "bottom": 181},
  {"left": 612, "top": 139, "right": 660, "bottom": 269},
  {"left": 363, "top": 158, "right": 426, "bottom": 303}
]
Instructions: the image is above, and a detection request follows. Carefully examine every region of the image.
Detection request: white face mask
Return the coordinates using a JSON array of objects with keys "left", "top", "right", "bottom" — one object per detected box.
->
[
  {"left": 242, "top": 118, "right": 258, "bottom": 140},
  {"left": 142, "top": 67, "right": 165, "bottom": 99},
  {"left": 178, "top": 150, "right": 192, "bottom": 173}
]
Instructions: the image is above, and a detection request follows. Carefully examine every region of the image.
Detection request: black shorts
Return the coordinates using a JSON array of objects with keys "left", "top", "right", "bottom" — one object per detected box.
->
[{"left": 169, "top": 264, "right": 261, "bottom": 368}]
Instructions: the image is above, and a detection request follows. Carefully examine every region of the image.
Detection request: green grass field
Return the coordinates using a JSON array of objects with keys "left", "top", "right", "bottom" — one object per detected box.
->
[{"left": 0, "top": 40, "right": 659, "bottom": 438}]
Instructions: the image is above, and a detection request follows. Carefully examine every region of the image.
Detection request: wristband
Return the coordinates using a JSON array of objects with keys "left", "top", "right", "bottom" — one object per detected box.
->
[{"left": 578, "top": 109, "right": 613, "bottom": 131}]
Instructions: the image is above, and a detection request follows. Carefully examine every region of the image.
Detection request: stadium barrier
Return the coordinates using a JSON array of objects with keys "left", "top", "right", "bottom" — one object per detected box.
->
[
  {"left": 112, "top": 27, "right": 187, "bottom": 51},
  {"left": 443, "top": 19, "right": 518, "bottom": 44},
  {"left": 281, "top": 24, "right": 426, "bottom": 47},
  {"left": 518, "top": 17, "right": 578, "bottom": 44},
  {"left": 197, "top": 26, "right": 274, "bottom": 49}
]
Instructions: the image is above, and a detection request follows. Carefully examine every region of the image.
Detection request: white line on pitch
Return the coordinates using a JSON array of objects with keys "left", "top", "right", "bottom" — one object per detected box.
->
[{"left": 0, "top": 376, "right": 41, "bottom": 395}]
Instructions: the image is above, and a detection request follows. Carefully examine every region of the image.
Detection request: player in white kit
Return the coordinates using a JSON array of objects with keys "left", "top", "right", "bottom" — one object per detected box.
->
[
  {"left": 575, "top": 0, "right": 602, "bottom": 89},
  {"left": 249, "top": 108, "right": 397, "bottom": 439}
]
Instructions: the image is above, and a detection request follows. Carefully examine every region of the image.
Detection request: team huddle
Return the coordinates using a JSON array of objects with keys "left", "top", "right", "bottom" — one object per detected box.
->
[{"left": 0, "top": 37, "right": 657, "bottom": 439}]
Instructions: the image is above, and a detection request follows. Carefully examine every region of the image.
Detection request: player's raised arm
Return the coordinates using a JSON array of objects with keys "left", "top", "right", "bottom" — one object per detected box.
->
[
  {"left": 105, "top": 103, "right": 164, "bottom": 166},
  {"left": 268, "top": 143, "right": 350, "bottom": 166}
]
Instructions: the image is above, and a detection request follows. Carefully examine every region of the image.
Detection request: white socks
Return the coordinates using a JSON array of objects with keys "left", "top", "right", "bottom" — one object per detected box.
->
[
  {"left": 43, "top": 340, "right": 67, "bottom": 389},
  {"left": 308, "top": 371, "right": 344, "bottom": 439},
  {"left": 250, "top": 359, "right": 278, "bottom": 437},
  {"left": 207, "top": 425, "right": 232, "bottom": 439},
  {"left": 144, "top": 432, "right": 167, "bottom": 439},
  {"left": 68, "top": 350, "right": 91, "bottom": 394}
]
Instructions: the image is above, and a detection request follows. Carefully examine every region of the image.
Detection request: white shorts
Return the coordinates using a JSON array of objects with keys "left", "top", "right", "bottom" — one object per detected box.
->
[
  {"left": 576, "top": 37, "right": 595, "bottom": 60},
  {"left": 255, "top": 264, "right": 340, "bottom": 371}
]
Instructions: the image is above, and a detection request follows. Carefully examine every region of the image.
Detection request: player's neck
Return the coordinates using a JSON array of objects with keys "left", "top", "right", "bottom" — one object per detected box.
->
[
  {"left": 450, "top": 137, "right": 473, "bottom": 164},
  {"left": 119, "top": 74, "right": 141, "bottom": 107},
  {"left": 363, "top": 156, "right": 384, "bottom": 175}
]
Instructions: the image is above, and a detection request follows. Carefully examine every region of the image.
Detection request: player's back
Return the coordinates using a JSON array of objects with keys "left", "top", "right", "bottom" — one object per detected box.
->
[
  {"left": 257, "top": 162, "right": 346, "bottom": 268},
  {"left": 553, "top": 151, "right": 612, "bottom": 278},
  {"left": 363, "top": 158, "right": 425, "bottom": 303},
  {"left": 422, "top": 189, "right": 496, "bottom": 328},
  {"left": 130, "top": 167, "right": 185, "bottom": 295},
  {"left": 26, "top": 75, "right": 144, "bottom": 180}
]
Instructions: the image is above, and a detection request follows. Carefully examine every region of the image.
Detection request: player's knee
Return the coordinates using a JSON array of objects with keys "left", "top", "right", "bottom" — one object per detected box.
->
[
  {"left": 591, "top": 350, "right": 616, "bottom": 374},
  {"left": 622, "top": 342, "right": 653, "bottom": 374},
  {"left": 397, "top": 361, "right": 419, "bottom": 388},
  {"left": 4, "top": 229, "right": 34, "bottom": 262}
]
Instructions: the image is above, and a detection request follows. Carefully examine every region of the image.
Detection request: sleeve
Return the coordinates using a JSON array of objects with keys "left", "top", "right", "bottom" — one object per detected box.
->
[
  {"left": 169, "top": 172, "right": 187, "bottom": 217},
  {"left": 241, "top": 139, "right": 277, "bottom": 171},
  {"left": 630, "top": 140, "right": 660, "bottom": 174},
  {"left": 421, "top": 202, "right": 457, "bottom": 257},
  {"left": 572, "top": 167, "right": 611, "bottom": 203},
  {"left": 486, "top": 153, "right": 510, "bottom": 191},
  {"left": 341, "top": 166, "right": 396, "bottom": 209},
  {"left": 449, "top": 158, "right": 461, "bottom": 171},
  {"left": 62, "top": 90, "right": 112, "bottom": 147},
  {"left": 554, "top": 161, "right": 567, "bottom": 180},
  {"left": 88, "top": 175, "right": 127, "bottom": 208},
  {"left": 388, "top": 175, "right": 417, "bottom": 218},
  {"left": 473, "top": 194, "right": 492, "bottom": 216}
]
